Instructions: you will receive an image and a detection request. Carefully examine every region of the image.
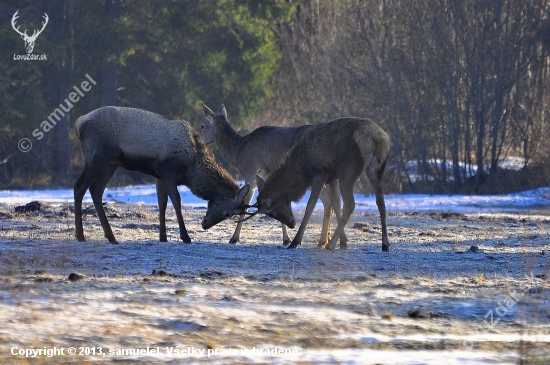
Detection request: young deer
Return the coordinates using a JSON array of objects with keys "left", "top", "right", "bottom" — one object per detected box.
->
[
  {"left": 74, "top": 106, "right": 249, "bottom": 244},
  {"left": 200, "top": 103, "right": 347, "bottom": 248},
  {"left": 252, "top": 117, "right": 391, "bottom": 251}
]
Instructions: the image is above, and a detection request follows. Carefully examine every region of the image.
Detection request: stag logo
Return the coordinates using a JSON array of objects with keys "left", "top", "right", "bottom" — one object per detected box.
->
[{"left": 11, "top": 10, "right": 48, "bottom": 54}]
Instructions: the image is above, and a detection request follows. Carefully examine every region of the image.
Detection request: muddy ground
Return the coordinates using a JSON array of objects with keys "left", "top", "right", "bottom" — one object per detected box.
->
[{"left": 0, "top": 201, "right": 549, "bottom": 364}]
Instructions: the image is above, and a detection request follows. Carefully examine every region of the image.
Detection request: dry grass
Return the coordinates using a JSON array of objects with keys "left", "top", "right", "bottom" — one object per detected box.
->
[{"left": 0, "top": 202, "right": 548, "bottom": 363}]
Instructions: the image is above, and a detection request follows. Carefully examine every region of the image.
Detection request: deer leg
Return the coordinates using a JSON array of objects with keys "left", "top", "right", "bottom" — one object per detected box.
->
[
  {"left": 281, "top": 223, "right": 291, "bottom": 246},
  {"left": 162, "top": 180, "right": 191, "bottom": 243},
  {"left": 88, "top": 164, "right": 118, "bottom": 244},
  {"left": 328, "top": 180, "right": 348, "bottom": 249},
  {"left": 366, "top": 163, "right": 390, "bottom": 252},
  {"left": 230, "top": 179, "right": 257, "bottom": 244},
  {"left": 74, "top": 166, "right": 98, "bottom": 242},
  {"left": 257, "top": 174, "right": 290, "bottom": 246},
  {"left": 318, "top": 186, "right": 333, "bottom": 248},
  {"left": 288, "top": 176, "right": 327, "bottom": 249},
  {"left": 325, "top": 178, "right": 355, "bottom": 251},
  {"left": 156, "top": 180, "right": 168, "bottom": 242}
]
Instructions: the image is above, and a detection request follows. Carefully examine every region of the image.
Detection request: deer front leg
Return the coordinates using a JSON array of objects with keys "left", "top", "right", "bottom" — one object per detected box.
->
[
  {"left": 257, "top": 173, "right": 290, "bottom": 245},
  {"left": 281, "top": 223, "right": 291, "bottom": 246},
  {"left": 318, "top": 186, "right": 333, "bottom": 248},
  {"left": 230, "top": 180, "right": 257, "bottom": 244},
  {"left": 156, "top": 180, "right": 168, "bottom": 242},
  {"left": 288, "top": 176, "right": 327, "bottom": 249},
  {"left": 161, "top": 179, "right": 191, "bottom": 243}
]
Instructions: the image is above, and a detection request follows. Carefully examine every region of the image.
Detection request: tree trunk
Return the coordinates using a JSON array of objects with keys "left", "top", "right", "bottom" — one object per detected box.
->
[
  {"left": 50, "top": 0, "right": 74, "bottom": 180},
  {"left": 100, "top": 0, "right": 121, "bottom": 106}
]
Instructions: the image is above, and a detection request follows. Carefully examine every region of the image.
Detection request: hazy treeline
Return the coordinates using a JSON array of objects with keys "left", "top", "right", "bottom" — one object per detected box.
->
[
  {"left": 260, "top": 0, "right": 550, "bottom": 193},
  {"left": 2, "top": 0, "right": 550, "bottom": 194},
  {"left": 1, "top": 0, "right": 296, "bottom": 187}
]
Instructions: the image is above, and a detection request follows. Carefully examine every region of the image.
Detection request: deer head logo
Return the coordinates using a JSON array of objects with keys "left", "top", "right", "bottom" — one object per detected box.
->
[{"left": 11, "top": 11, "right": 49, "bottom": 54}]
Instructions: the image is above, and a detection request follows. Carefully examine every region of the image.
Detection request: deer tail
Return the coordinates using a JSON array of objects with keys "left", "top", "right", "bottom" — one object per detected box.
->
[
  {"left": 373, "top": 127, "right": 391, "bottom": 181},
  {"left": 74, "top": 116, "right": 85, "bottom": 140}
]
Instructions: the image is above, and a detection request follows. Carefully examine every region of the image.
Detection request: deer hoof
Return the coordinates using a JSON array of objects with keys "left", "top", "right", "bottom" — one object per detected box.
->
[
  {"left": 229, "top": 237, "right": 239, "bottom": 244},
  {"left": 288, "top": 240, "right": 301, "bottom": 249},
  {"left": 283, "top": 239, "right": 291, "bottom": 246},
  {"left": 382, "top": 245, "right": 390, "bottom": 252}
]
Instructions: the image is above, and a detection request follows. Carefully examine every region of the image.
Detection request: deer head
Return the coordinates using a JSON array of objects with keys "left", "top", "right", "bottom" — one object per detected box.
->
[
  {"left": 201, "top": 184, "right": 250, "bottom": 229},
  {"left": 255, "top": 197, "right": 296, "bottom": 229},
  {"left": 12, "top": 11, "right": 49, "bottom": 54},
  {"left": 200, "top": 102, "right": 227, "bottom": 144}
]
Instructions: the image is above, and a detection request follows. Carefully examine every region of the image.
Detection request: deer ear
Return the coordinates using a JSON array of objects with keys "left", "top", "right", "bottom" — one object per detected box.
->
[
  {"left": 201, "top": 102, "right": 215, "bottom": 117},
  {"left": 234, "top": 184, "right": 250, "bottom": 203},
  {"left": 218, "top": 104, "right": 227, "bottom": 118}
]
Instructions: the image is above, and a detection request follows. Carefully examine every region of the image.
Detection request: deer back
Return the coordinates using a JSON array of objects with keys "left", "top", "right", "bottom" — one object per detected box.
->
[
  {"left": 258, "top": 118, "right": 390, "bottom": 204},
  {"left": 235, "top": 125, "right": 309, "bottom": 178},
  {"left": 76, "top": 107, "right": 196, "bottom": 164}
]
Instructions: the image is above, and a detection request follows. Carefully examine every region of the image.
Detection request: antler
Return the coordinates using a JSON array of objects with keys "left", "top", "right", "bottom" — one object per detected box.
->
[
  {"left": 11, "top": 11, "right": 27, "bottom": 37},
  {"left": 11, "top": 11, "right": 48, "bottom": 40},
  {"left": 236, "top": 211, "right": 259, "bottom": 223},
  {"left": 32, "top": 13, "right": 49, "bottom": 39},
  {"left": 236, "top": 203, "right": 260, "bottom": 223}
]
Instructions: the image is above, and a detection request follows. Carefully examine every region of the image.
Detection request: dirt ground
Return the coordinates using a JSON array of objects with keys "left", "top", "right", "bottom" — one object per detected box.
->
[{"left": 0, "top": 201, "right": 549, "bottom": 364}]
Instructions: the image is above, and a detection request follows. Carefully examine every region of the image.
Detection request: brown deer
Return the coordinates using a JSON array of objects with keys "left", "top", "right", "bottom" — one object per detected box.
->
[
  {"left": 251, "top": 117, "right": 391, "bottom": 251},
  {"left": 74, "top": 106, "right": 249, "bottom": 244},
  {"left": 200, "top": 103, "right": 347, "bottom": 248}
]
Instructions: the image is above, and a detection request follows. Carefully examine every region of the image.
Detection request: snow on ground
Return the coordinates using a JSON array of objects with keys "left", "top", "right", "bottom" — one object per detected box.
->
[
  {"left": 1, "top": 185, "right": 550, "bottom": 214},
  {"left": 397, "top": 156, "right": 527, "bottom": 183}
]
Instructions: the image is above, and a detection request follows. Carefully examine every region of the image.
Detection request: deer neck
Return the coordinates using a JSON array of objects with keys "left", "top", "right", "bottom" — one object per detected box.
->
[
  {"left": 188, "top": 140, "right": 238, "bottom": 201},
  {"left": 215, "top": 119, "right": 243, "bottom": 166},
  {"left": 264, "top": 151, "right": 310, "bottom": 203}
]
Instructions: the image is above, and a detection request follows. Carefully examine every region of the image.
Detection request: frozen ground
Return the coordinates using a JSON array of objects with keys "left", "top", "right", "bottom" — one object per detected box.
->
[{"left": 0, "top": 186, "right": 549, "bottom": 364}]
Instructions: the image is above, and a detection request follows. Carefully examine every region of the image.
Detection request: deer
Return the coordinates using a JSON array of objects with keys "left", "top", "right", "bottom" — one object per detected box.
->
[
  {"left": 200, "top": 103, "right": 347, "bottom": 248},
  {"left": 74, "top": 106, "right": 249, "bottom": 244},
  {"left": 249, "top": 117, "right": 391, "bottom": 251},
  {"left": 11, "top": 11, "right": 48, "bottom": 54}
]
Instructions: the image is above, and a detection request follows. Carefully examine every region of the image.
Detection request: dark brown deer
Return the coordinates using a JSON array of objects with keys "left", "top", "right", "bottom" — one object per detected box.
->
[
  {"left": 74, "top": 106, "right": 249, "bottom": 244},
  {"left": 200, "top": 103, "right": 347, "bottom": 248},
  {"left": 251, "top": 117, "right": 391, "bottom": 251}
]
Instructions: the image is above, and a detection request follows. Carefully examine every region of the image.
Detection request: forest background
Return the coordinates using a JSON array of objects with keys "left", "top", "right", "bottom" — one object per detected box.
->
[{"left": 1, "top": 0, "right": 550, "bottom": 195}]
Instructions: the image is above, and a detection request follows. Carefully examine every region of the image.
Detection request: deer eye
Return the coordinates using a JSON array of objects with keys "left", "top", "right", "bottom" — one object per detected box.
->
[{"left": 200, "top": 124, "right": 205, "bottom": 129}]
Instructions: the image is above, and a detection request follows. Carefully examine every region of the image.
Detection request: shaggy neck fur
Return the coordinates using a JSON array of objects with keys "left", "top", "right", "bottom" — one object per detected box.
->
[
  {"left": 214, "top": 116, "right": 243, "bottom": 166},
  {"left": 188, "top": 132, "right": 239, "bottom": 201}
]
